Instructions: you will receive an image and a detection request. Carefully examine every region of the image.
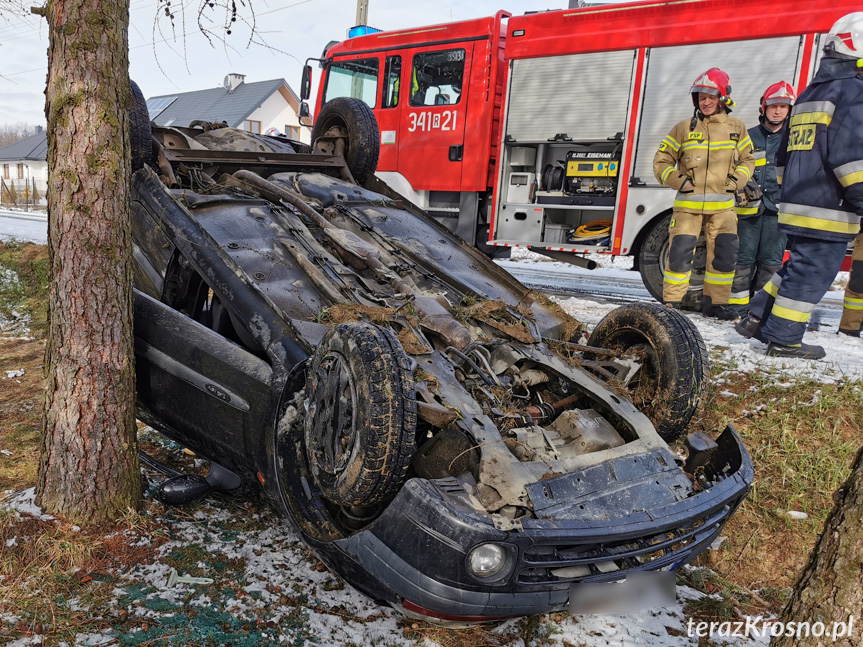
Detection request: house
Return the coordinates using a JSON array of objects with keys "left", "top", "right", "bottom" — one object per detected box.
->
[
  {"left": 147, "top": 74, "right": 311, "bottom": 143},
  {"left": 0, "top": 127, "right": 48, "bottom": 205}
]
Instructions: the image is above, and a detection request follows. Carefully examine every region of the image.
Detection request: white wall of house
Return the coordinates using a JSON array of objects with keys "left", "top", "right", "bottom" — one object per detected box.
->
[
  {"left": 0, "top": 160, "right": 48, "bottom": 204},
  {"left": 244, "top": 88, "right": 311, "bottom": 144}
]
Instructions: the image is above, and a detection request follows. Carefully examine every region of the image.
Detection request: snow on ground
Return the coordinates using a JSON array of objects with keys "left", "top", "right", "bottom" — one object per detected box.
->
[{"left": 4, "top": 247, "right": 860, "bottom": 646}]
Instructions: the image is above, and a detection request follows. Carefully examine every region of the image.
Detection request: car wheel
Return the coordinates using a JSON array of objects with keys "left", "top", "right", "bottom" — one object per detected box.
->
[
  {"left": 130, "top": 80, "right": 154, "bottom": 171},
  {"left": 304, "top": 322, "right": 416, "bottom": 507},
  {"left": 311, "top": 97, "right": 380, "bottom": 184},
  {"left": 587, "top": 302, "right": 708, "bottom": 441},
  {"left": 637, "top": 213, "right": 706, "bottom": 311}
]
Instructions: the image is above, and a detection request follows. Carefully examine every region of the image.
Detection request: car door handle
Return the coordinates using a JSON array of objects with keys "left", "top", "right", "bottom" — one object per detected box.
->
[{"left": 449, "top": 145, "right": 463, "bottom": 162}]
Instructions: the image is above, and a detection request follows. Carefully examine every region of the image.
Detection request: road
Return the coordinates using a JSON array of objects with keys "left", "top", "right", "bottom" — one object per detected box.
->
[
  {"left": 505, "top": 262, "right": 846, "bottom": 333},
  {"left": 0, "top": 209, "right": 846, "bottom": 331},
  {"left": 0, "top": 209, "right": 47, "bottom": 244}
]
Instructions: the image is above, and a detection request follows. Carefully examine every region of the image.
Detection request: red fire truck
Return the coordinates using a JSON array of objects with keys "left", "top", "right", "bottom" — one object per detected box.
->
[{"left": 302, "top": 0, "right": 859, "bottom": 305}]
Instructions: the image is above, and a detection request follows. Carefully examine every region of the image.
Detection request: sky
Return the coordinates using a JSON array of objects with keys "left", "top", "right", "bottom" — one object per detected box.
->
[{"left": 0, "top": 0, "right": 571, "bottom": 127}]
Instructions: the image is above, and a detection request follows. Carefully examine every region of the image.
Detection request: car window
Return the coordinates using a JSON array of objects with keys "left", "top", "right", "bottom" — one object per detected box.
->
[
  {"left": 323, "top": 57, "right": 380, "bottom": 108},
  {"left": 383, "top": 55, "right": 401, "bottom": 109},
  {"left": 409, "top": 49, "right": 465, "bottom": 107}
]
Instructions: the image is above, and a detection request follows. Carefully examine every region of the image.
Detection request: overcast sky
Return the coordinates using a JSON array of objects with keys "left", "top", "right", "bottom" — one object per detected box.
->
[{"left": 0, "top": 0, "right": 567, "bottom": 128}]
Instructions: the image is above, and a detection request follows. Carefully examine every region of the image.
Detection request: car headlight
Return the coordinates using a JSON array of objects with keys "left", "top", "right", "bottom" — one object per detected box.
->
[{"left": 467, "top": 543, "right": 507, "bottom": 577}]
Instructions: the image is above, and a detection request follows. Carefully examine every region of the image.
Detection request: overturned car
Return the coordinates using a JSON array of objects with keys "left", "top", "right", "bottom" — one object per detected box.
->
[{"left": 130, "top": 91, "right": 753, "bottom": 621}]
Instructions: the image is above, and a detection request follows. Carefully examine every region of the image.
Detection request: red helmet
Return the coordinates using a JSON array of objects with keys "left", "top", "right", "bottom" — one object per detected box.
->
[
  {"left": 760, "top": 81, "right": 796, "bottom": 115},
  {"left": 690, "top": 68, "right": 733, "bottom": 110}
]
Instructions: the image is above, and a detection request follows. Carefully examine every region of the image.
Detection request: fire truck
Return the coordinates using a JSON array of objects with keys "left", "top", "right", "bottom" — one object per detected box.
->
[{"left": 301, "top": 0, "right": 859, "bottom": 306}]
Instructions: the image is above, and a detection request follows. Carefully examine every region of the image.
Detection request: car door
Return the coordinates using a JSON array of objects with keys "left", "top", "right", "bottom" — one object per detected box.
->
[{"left": 133, "top": 288, "right": 273, "bottom": 476}]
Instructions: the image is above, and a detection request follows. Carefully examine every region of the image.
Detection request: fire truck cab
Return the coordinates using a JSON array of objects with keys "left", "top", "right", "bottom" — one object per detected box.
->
[{"left": 308, "top": 0, "right": 859, "bottom": 305}]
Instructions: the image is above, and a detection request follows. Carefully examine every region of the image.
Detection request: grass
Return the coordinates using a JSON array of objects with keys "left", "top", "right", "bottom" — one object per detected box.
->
[
  {"left": 1, "top": 240, "right": 862, "bottom": 642},
  {"left": 0, "top": 240, "right": 50, "bottom": 331}
]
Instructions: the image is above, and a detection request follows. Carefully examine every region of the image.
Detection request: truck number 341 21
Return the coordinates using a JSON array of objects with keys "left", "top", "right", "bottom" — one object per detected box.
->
[{"left": 407, "top": 110, "right": 458, "bottom": 133}]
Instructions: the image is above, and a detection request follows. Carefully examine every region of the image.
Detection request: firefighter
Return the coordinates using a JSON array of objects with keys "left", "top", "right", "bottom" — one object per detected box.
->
[
  {"left": 654, "top": 68, "right": 755, "bottom": 319},
  {"left": 839, "top": 233, "right": 863, "bottom": 336},
  {"left": 736, "top": 12, "right": 863, "bottom": 359},
  {"left": 729, "top": 82, "right": 796, "bottom": 316}
]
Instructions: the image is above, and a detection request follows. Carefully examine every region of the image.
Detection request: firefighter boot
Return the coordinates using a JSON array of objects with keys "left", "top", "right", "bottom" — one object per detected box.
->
[
  {"left": 735, "top": 315, "right": 766, "bottom": 343},
  {"left": 838, "top": 327, "right": 861, "bottom": 338},
  {"left": 766, "top": 342, "right": 826, "bottom": 360},
  {"left": 701, "top": 296, "right": 739, "bottom": 321}
]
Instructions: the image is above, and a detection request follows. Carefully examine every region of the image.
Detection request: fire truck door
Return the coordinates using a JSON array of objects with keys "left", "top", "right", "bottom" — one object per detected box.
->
[
  {"left": 377, "top": 54, "right": 402, "bottom": 171},
  {"left": 397, "top": 44, "right": 473, "bottom": 192}
]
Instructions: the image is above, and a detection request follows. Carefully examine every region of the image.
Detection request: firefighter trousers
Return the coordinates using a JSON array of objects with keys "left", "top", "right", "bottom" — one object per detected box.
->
[
  {"left": 662, "top": 209, "right": 738, "bottom": 304},
  {"left": 839, "top": 232, "right": 863, "bottom": 334},
  {"left": 748, "top": 236, "right": 847, "bottom": 346},
  {"left": 729, "top": 210, "right": 786, "bottom": 314}
]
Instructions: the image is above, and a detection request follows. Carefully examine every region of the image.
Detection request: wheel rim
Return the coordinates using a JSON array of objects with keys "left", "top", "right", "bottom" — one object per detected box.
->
[{"left": 306, "top": 352, "right": 358, "bottom": 478}]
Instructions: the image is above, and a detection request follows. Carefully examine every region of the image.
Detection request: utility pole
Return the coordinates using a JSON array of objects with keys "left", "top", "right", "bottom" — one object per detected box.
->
[{"left": 356, "top": 0, "right": 368, "bottom": 26}]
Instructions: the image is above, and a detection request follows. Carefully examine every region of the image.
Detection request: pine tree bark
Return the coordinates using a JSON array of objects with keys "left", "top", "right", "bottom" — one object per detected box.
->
[
  {"left": 36, "top": 0, "right": 140, "bottom": 525},
  {"left": 771, "top": 447, "right": 863, "bottom": 647}
]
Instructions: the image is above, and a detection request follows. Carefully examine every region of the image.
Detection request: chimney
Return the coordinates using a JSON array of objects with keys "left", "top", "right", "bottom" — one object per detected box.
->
[{"left": 223, "top": 73, "right": 246, "bottom": 93}]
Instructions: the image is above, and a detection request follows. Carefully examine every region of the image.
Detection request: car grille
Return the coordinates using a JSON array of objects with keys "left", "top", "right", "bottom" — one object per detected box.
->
[{"left": 517, "top": 505, "right": 731, "bottom": 585}]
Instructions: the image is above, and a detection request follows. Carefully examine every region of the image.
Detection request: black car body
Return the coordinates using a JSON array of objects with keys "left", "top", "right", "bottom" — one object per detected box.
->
[{"left": 130, "top": 98, "right": 752, "bottom": 622}]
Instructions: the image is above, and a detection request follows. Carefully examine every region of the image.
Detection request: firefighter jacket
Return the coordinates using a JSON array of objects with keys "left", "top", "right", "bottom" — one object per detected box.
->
[
  {"left": 654, "top": 111, "right": 755, "bottom": 214},
  {"left": 737, "top": 120, "right": 786, "bottom": 217},
  {"left": 775, "top": 56, "right": 863, "bottom": 243}
]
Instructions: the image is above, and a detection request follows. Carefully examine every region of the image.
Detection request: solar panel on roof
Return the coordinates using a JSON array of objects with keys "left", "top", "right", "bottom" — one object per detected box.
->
[{"left": 146, "top": 97, "right": 178, "bottom": 119}]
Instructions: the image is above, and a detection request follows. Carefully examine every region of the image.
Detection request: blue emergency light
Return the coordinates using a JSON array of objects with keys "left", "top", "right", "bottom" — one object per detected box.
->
[{"left": 348, "top": 25, "right": 382, "bottom": 38}]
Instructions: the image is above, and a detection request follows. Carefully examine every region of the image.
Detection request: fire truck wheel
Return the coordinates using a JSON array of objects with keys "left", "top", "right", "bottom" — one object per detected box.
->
[
  {"left": 304, "top": 322, "right": 416, "bottom": 508},
  {"left": 312, "top": 97, "right": 380, "bottom": 185},
  {"left": 130, "top": 80, "right": 154, "bottom": 171},
  {"left": 587, "top": 302, "right": 708, "bottom": 441},
  {"left": 637, "top": 213, "right": 705, "bottom": 311}
]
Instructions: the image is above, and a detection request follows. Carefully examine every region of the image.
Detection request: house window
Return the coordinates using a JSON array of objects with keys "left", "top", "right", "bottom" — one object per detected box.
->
[
  {"left": 285, "top": 125, "right": 300, "bottom": 140},
  {"left": 410, "top": 49, "right": 465, "bottom": 107},
  {"left": 17, "top": 163, "right": 24, "bottom": 179},
  {"left": 2, "top": 164, "right": 8, "bottom": 179},
  {"left": 245, "top": 120, "right": 261, "bottom": 134}
]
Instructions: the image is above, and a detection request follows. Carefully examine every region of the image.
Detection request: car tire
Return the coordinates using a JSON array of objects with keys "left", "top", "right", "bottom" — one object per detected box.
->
[
  {"left": 130, "top": 80, "right": 154, "bottom": 171},
  {"left": 587, "top": 302, "right": 708, "bottom": 441},
  {"left": 304, "top": 322, "right": 416, "bottom": 507},
  {"left": 311, "top": 97, "right": 380, "bottom": 184},
  {"left": 638, "top": 213, "right": 706, "bottom": 311}
]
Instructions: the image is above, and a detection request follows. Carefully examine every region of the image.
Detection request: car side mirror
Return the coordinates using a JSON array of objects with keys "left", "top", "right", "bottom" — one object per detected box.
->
[
  {"left": 300, "top": 65, "right": 312, "bottom": 100},
  {"left": 299, "top": 102, "right": 311, "bottom": 120}
]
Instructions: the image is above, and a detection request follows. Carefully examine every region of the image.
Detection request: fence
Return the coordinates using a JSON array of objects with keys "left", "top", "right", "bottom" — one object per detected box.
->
[{"left": 0, "top": 177, "right": 45, "bottom": 210}]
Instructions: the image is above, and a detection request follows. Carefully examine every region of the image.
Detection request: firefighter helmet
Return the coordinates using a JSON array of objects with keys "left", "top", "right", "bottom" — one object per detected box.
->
[
  {"left": 824, "top": 12, "right": 863, "bottom": 59},
  {"left": 760, "top": 81, "right": 796, "bottom": 117},
  {"left": 690, "top": 68, "right": 733, "bottom": 110}
]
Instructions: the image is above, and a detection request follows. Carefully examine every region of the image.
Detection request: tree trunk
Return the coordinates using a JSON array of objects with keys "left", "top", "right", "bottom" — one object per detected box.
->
[
  {"left": 36, "top": 0, "right": 140, "bottom": 525},
  {"left": 771, "top": 446, "right": 863, "bottom": 647}
]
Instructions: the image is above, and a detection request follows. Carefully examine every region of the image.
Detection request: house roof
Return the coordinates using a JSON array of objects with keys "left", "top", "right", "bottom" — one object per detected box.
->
[
  {"left": 149, "top": 79, "right": 298, "bottom": 128},
  {"left": 0, "top": 132, "right": 47, "bottom": 161}
]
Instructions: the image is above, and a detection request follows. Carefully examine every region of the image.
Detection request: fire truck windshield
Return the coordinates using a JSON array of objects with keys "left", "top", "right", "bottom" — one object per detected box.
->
[{"left": 323, "top": 57, "right": 380, "bottom": 108}]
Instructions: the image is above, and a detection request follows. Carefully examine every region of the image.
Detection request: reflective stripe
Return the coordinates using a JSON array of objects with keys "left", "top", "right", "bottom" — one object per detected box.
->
[
  {"left": 680, "top": 141, "right": 737, "bottom": 151},
  {"left": 663, "top": 136, "right": 680, "bottom": 152},
  {"left": 755, "top": 158, "right": 767, "bottom": 167},
  {"left": 736, "top": 165, "right": 752, "bottom": 181},
  {"left": 664, "top": 270, "right": 691, "bottom": 285},
  {"left": 705, "top": 271, "right": 735, "bottom": 285},
  {"left": 735, "top": 205, "right": 760, "bottom": 216},
  {"left": 845, "top": 296, "right": 863, "bottom": 310},
  {"left": 771, "top": 295, "right": 815, "bottom": 323},
  {"left": 728, "top": 292, "right": 750, "bottom": 305},
  {"left": 661, "top": 166, "right": 675, "bottom": 184},
  {"left": 674, "top": 193, "right": 734, "bottom": 211},
  {"left": 753, "top": 150, "right": 767, "bottom": 160},
  {"left": 737, "top": 135, "right": 753, "bottom": 151},
  {"left": 834, "top": 160, "right": 863, "bottom": 188},
  {"left": 775, "top": 166, "right": 784, "bottom": 184},
  {"left": 778, "top": 202, "right": 861, "bottom": 234},
  {"left": 764, "top": 274, "right": 782, "bottom": 297},
  {"left": 789, "top": 100, "right": 835, "bottom": 127}
]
